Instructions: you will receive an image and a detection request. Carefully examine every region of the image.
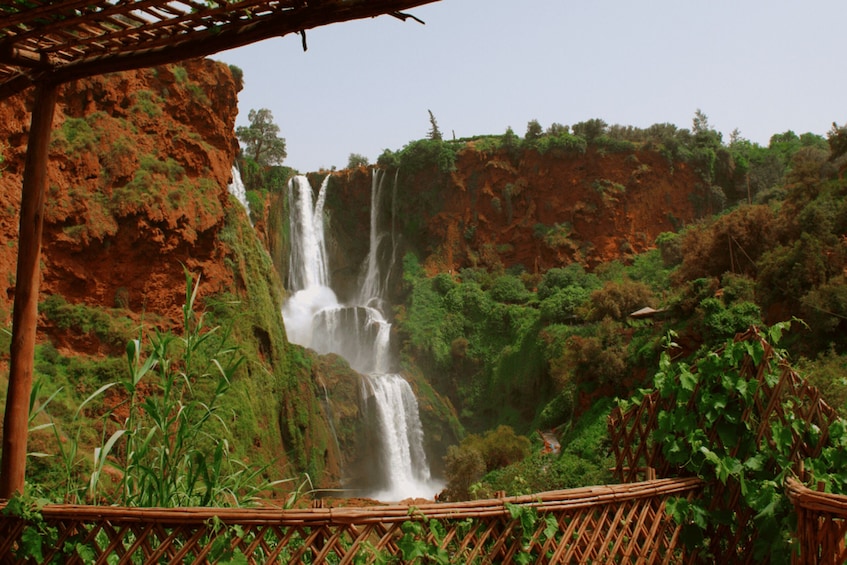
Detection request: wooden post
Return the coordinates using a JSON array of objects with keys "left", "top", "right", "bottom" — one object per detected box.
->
[{"left": 0, "top": 79, "right": 59, "bottom": 499}]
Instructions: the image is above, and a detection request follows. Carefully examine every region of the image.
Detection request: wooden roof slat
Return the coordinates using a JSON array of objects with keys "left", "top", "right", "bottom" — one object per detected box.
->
[{"left": 0, "top": 0, "right": 442, "bottom": 101}]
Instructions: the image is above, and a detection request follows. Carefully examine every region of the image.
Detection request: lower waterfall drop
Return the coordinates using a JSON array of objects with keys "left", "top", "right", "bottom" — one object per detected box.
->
[{"left": 281, "top": 172, "right": 441, "bottom": 501}]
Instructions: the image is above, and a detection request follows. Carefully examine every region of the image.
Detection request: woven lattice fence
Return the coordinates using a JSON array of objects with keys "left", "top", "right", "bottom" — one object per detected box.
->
[
  {"left": 0, "top": 477, "right": 701, "bottom": 564},
  {"left": 788, "top": 477, "right": 847, "bottom": 565},
  {"left": 608, "top": 327, "right": 842, "bottom": 562}
]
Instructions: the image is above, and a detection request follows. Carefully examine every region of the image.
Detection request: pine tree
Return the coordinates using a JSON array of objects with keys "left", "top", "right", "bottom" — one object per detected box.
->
[{"left": 427, "top": 109, "right": 443, "bottom": 141}]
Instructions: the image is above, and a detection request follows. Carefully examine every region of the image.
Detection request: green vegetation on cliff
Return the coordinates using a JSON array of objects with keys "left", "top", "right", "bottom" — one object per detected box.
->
[{"left": 380, "top": 116, "right": 847, "bottom": 499}]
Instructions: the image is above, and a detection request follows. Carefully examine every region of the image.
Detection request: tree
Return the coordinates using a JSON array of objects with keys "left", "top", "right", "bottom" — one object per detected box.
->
[
  {"left": 236, "top": 108, "right": 287, "bottom": 166},
  {"left": 524, "top": 119, "right": 543, "bottom": 141},
  {"left": 571, "top": 118, "right": 607, "bottom": 142},
  {"left": 427, "top": 109, "right": 442, "bottom": 141},
  {"left": 347, "top": 153, "right": 369, "bottom": 169},
  {"left": 546, "top": 122, "right": 569, "bottom": 136},
  {"left": 828, "top": 122, "right": 847, "bottom": 162},
  {"left": 691, "top": 108, "right": 722, "bottom": 147}
]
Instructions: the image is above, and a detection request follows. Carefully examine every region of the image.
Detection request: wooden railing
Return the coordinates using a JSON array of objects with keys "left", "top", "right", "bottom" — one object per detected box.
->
[
  {"left": 608, "top": 327, "right": 843, "bottom": 562},
  {"left": 788, "top": 477, "right": 847, "bottom": 565},
  {"left": 0, "top": 477, "right": 702, "bottom": 564}
]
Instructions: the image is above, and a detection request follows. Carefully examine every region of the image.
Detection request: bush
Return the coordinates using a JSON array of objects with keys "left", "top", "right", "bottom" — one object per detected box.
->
[
  {"left": 228, "top": 64, "right": 243, "bottom": 89},
  {"left": 489, "top": 274, "right": 531, "bottom": 304},
  {"left": 398, "top": 139, "right": 457, "bottom": 174},
  {"left": 537, "top": 264, "right": 600, "bottom": 301},
  {"left": 585, "top": 279, "right": 655, "bottom": 321},
  {"left": 480, "top": 399, "right": 614, "bottom": 496},
  {"left": 699, "top": 298, "right": 762, "bottom": 341},
  {"left": 534, "top": 133, "right": 587, "bottom": 155},
  {"left": 442, "top": 445, "right": 485, "bottom": 501},
  {"left": 39, "top": 294, "right": 135, "bottom": 348},
  {"left": 534, "top": 388, "right": 575, "bottom": 430},
  {"left": 797, "top": 348, "right": 847, "bottom": 417},
  {"left": 443, "top": 425, "right": 532, "bottom": 499},
  {"left": 56, "top": 117, "right": 98, "bottom": 153},
  {"left": 629, "top": 249, "right": 672, "bottom": 291},
  {"left": 593, "top": 136, "right": 637, "bottom": 153},
  {"left": 539, "top": 286, "right": 590, "bottom": 324}
]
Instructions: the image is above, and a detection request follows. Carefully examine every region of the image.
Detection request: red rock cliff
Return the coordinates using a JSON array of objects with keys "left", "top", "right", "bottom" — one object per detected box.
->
[
  {"left": 327, "top": 145, "right": 709, "bottom": 285},
  {"left": 0, "top": 58, "right": 240, "bottom": 352}
]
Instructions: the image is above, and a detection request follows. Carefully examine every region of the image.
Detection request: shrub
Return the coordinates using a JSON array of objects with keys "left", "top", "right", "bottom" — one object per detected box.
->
[
  {"left": 539, "top": 286, "right": 590, "bottom": 324},
  {"left": 656, "top": 231, "right": 682, "bottom": 266},
  {"left": 797, "top": 347, "right": 847, "bottom": 417},
  {"left": 131, "top": 90, "right": 163, "bottom": 117},
  {"left": 39, "top": 294, "right": 135, "bottom": 348},
  {"left": 172, "top": 65, "right": 188, "bottom": 83},
  {"left": 432, "top": 272, "right": 456, "bottom": 295},
  {"left": 534, "top": 133, "right": 586, "bottom": 155},
  {"left": 561, "top": 322, "right": 628, "bottom": 389},
  {"left": 398, "top": 139, "right": 457, "bottom": 174},
  {"left": 535, "top": 222, "right": 574, "bottom": 250},
  {"left": 481, "top": 399, "right": 614, "bottom": 495},
  {"left": 629, "top": 249, "right": 672, "bottom": 291},
  {"left": 699, "top": 298, "right": 762, "bottom": 341},
  {"left": 442, "top": 444, "right": 485, "bottom": 501},
  {"left": 677, "top": 205, "right": 777, "bottom": 282},
  {"left": 584, "top": 279, "right": 655, "bottom": 321},
  {"left": 593, "top": 136, "right": 636, "bottom": 153},
  {"left": 56, "top": 117, "right": 98, "bottom": 153},
  {"left": 489, "top": 274, "right": 530, "bottom": 304},
  {"left": 227, "top": 64, "right": 243, "bottom": 89},
  {"left": 534, "top": 389, "right": 575, "bottom": 430},
  {"left": 476, "top": 425, "right": 532, "bottom": 470},
  {"left": 537, "top": 264, "right": 600, "bottom": 301}
]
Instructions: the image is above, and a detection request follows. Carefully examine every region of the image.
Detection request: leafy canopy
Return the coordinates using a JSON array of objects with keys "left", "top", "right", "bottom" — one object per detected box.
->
[{"left": 236, "top": 108, "right": 287, "bottom": 167}]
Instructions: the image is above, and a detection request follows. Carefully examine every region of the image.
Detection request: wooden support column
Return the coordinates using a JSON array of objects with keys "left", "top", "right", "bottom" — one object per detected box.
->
[{"left": 0, "top": 79, "right": 59, "bottom": 499}]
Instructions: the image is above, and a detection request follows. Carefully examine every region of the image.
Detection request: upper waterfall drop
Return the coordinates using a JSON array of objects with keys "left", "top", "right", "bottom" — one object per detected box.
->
[
  {"left": 281, "top": 171, "right": 441, "bottom": 502},
  {"left": 227, "top": 165, "right": 251, "bottom": 221},
  {"left": 282, "top": 175, "right": 338, "bottom": 350}
]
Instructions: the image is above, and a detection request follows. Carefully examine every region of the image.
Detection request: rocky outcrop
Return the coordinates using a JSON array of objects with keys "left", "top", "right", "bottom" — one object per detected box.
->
[{"left": 0, "top": 58, "right": 239, "bottom": 345}]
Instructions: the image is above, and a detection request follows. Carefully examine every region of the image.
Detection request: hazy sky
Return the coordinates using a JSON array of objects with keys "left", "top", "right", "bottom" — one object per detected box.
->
[{"left": 215, "top": 0, "right": 846, "bottom": 173}]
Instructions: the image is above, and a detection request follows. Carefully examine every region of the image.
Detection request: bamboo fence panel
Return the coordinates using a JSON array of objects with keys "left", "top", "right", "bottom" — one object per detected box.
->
[
  {"left": 0, "top": 477, "right": 702, "bottom": 564},
  {"left": 608, "top": 327, "right": 842, "bottom": 562},
  {"left": 787, "top": 478, "right": 847, "bottom": 565}
]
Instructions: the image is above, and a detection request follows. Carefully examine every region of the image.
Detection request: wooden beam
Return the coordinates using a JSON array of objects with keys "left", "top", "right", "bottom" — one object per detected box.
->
[
  {"left": 0, "top": 0, "right": 440, "bottom": 101},
  {"left": 0, "top": 79, "right": 59, "bottom": 499}
]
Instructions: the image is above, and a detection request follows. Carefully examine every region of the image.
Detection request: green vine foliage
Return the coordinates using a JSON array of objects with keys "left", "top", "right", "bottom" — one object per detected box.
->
[{"left": 629, "top": 323, "right": 847, "bottom": 563}]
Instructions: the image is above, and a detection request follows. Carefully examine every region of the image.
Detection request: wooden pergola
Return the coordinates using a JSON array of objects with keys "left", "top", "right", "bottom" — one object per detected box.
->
[{"left": 0, "top": 0, "right": 439, "bottom": 499}]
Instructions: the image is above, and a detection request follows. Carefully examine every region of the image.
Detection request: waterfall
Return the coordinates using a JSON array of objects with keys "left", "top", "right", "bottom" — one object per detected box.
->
[
  {"left": 281, "top": 175, "right": 335, "bottom": 349},
  {"left": 281, "top": 172, "right": 439, "bottom": 501},
  {"left": 228, "top": 165, "right": 251, "bottom": 221}
]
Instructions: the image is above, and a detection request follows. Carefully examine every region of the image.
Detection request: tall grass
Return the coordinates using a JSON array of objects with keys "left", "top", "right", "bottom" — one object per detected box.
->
[{"left": 31, "top": 270, "right": 286, "bottom": 507}]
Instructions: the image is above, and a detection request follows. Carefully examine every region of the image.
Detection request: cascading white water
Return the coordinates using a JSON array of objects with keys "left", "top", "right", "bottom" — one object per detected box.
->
[
  {"left": 281, "top": 175, "right": 336, "bottom": 349},
  {"left": 281, "top": 172, "right": 440, "bottom": 501},
  {"left": 228, "top": 165, "right": 251, "bottom": 221}
]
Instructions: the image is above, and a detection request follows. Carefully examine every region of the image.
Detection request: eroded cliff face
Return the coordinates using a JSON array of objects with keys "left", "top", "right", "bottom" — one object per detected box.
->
[
  {"left": 0, "top": 58, "right": 238, "bottom": 348},
  {"left": 324, "top": 145, "right": 708, "bottom": 293},
  {"left": 428, "top": 147, "right": 706, "bottom": 273}
]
